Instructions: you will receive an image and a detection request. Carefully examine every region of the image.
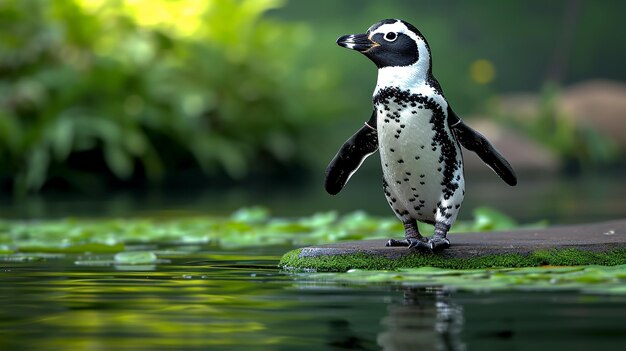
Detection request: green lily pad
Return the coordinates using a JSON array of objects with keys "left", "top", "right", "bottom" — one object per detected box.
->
[
  {"left": 0, "top": 207, "right": 540, "bottom": 255},
  {"left": 74, "top": 251, "right": 170, "bottom": 266},
  {"left": 308, "top": 264, "right": 626, "bottom": 295},
  {"left": 114, "top": 251, "right": 159, "bottom": 264}
]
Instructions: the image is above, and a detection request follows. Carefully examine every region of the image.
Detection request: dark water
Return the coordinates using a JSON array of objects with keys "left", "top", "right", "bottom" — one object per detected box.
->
[
  {"left": 2, "top": 171, "right": 625, "bottom": 225},
  {"left": 2, "top": 247, "right": 625, "bottom": 351}
]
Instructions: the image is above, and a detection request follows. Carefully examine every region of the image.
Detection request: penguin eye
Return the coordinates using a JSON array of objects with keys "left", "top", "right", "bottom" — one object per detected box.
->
[{"left": 384, "top": 32, "right": 397, "bottom": 42}]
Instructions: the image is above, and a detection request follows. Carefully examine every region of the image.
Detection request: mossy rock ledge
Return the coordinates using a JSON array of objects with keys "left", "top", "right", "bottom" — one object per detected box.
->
[{"left": 280, "top": 219, "right": 626, "bottom": 272}]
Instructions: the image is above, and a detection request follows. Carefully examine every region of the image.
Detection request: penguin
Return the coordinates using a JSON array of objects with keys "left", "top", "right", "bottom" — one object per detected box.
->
[{"left": 325, "top": 19, "right": 517, "bottom": 251}]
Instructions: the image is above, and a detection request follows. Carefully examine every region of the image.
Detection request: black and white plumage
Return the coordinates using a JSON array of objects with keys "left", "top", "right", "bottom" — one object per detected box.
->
[{"left": 325, "top": 19, "right": 517, "bottom": 251}]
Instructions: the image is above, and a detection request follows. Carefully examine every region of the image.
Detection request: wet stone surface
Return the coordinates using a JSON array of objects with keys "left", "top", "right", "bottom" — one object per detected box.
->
[{"left": 297, "top": 219, "right": 626, "bottom": 260}]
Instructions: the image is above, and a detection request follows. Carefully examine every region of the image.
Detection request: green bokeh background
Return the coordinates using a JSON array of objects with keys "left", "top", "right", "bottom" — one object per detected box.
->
[{"left": 0, "top": 0, "right": 624, "bottom": 195}]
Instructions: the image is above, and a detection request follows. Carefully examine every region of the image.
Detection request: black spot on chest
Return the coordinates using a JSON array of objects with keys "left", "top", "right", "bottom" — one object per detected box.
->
[{"left": 374, "top": 87, "right": 461, "bottom": 199}]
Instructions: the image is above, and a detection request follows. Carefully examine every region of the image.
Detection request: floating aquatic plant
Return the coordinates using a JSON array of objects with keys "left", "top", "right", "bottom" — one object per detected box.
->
[{"left": 0, "top": 206, "right": 530, "bottom": 254}]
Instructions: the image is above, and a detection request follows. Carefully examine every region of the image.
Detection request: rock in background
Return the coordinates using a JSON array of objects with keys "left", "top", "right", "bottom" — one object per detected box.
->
[{"left": 471, "top": 79, "right": 626, "bottom": 174}]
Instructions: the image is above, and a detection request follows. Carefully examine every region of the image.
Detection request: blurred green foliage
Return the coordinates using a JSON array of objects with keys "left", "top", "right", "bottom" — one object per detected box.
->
[{"left": 0, "top": 0, "right": 341, "bottom": 193}]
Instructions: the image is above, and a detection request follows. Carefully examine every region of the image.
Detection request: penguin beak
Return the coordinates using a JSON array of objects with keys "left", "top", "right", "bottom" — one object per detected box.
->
[{"left": 336, "top": 33, "right": 378, "bottom": 52}]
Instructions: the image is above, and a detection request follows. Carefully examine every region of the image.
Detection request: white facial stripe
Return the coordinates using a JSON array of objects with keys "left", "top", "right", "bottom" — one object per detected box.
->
[{"left": 369, "top": 21, "right": 420, "bottom": 43}]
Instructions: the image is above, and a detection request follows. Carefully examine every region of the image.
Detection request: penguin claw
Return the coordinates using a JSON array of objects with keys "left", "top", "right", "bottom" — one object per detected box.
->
[
  {"left": 429, "top": 237, "right": 451, "bottom": 252},
  {"left": 407, "top": 238, "right": 433, "bottom": 251},
  {"left": 385, "top": 238, "right": 432, "bottom": 251}
]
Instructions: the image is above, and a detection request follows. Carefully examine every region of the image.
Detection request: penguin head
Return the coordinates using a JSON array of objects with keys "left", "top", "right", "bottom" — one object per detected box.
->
[{"left": 337, "top": 19, "right": 432, "bottom": 73}]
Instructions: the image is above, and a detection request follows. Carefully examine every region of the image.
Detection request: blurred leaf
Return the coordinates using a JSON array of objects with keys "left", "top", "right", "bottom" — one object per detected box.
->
[
  {"left": 472, "top": 207, "right": 518, "bottom": 231},
  {"left": 231, "top": 207, "right": 270, "bottom": 224},
  {"left": 50, "top": 115, "right": 75, "bottom": 160},
  {"left": 25, "top": 147, "right": 49, "bottom": 191},
  {"left": 104, "top": 144, "right": 133, "bottom": 179}
]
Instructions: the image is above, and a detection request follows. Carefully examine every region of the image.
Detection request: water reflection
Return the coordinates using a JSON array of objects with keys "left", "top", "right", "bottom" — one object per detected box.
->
[
  {"left": 2, "top": 250, "right": 626, "bottom": 350},
  {"left": 327, "top": 319, "right": 377, "bottom": 350},
  {"left": 377, "top": 288, "right": 465, "bottom": 351}
]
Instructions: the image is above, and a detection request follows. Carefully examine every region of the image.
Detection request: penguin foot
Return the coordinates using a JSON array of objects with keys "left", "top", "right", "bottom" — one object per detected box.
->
[
  {"left": 428, "top": 237, "right": 451, "bottom": 252},
  {"left": 385, "top": 238, "right": 432, "bottom": 250}
]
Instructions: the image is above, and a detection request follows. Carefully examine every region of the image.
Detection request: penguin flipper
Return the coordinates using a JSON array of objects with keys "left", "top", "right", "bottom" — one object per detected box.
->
[
  {"left": 449, "top": 111, "right": 517, "bottom": 186},
  {"left": 325, "top": 111, "right": 379, "bottom": 195}
]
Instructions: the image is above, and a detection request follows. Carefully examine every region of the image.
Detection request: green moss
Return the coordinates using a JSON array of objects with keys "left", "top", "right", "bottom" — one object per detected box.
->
[{"left": 279, "top": 248, "right": 626, "bottom": 272}]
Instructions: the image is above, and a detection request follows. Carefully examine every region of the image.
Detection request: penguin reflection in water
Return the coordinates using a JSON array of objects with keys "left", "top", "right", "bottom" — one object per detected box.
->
[{"left": 325, "top": 19, "right": 517, "bottom": 251}]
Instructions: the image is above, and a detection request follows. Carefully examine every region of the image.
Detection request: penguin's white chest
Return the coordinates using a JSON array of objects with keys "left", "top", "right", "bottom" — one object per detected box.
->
[{"left": 374, "top": 88, "right": 464, "bottom": 225}]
